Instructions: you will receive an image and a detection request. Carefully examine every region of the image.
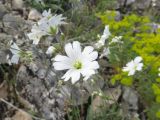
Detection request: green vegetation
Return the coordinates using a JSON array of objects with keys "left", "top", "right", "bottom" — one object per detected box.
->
[
  {"left": 7, "top": 0, "right": 160, "bottom": 119},
  {"left": 98, "top": 11, "right": 160, "bottom": 119}
]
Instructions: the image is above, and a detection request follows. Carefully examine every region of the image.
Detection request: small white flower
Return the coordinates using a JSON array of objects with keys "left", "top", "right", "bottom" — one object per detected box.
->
[
  {"left": 9, "top": 42, "right": 21, "bottom": 64},
  {"left": 28, "top": 9, "right": 67, "bottom": 45},
  {"left": 95, "top": 35, "right": 107, "bottom": 48},
  {"left": 109, "top": 36, "right": 123, "bottom": 45},
  {"left": 158, "top": 68, "right": 160, "bottom": 77},
  {"left": 38, "top": 13, "right": 66, "bottom": 35},
  {"left": 95, "top": 25, "right": 111, "bottom": 48},
  {"left": 53, "top": 41, "right": 99, "bottom": 84},
  {"left": 38, "top": 9, "right": 52, "bottom": 24},
  {"left": 99, "top": 47, "right": 110, "bottom": 58},
  {"left": 46, "top": 46, "right": 56, "bottom": 55},
  {"left": 42, "top": 9, "right": 52, "bottom": 18},
  {"left": 27, "top": 24, "right": 46, "bottom": 45},
  {"left": 123, "top": 56, "right": 143, "bottom": 76}
]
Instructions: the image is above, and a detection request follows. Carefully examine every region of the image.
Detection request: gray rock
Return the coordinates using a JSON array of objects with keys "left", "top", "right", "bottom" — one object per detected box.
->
[
  {"left": 0, "top": 4, "right": 8, "bottom": 19},
  {"left": 28, "top": 9, "right": 42, "bottom": 21},
  {"left": 0, "top": 50, "right": 7, "bottom": 64},
  {"left": 126, "top": 0, "right": 136, "bottom": 5},
  {"left": 116, "top": 0, "right": 125, "bottom": 8},
  {"left": 91, "top": 86, "right": 122, "bottom": 113},
  {"left": 133, "top": 0, "right": 151, "bottom": 10},
  {"left": 104, "top": 86, "right": 122, "bottom": 105},
  {"left": 16, "top": 65, "right": 64, "bottom": 120},
  {"left": 29, "top": 62, "right": 39, "bottom": 73},
  {"left": 117, "top": 0, "right": 152, "bottom": 11},
  {"left": 115, "top": 11, "right": 122, "bottom": 21},
  {"left": 45, "top": 68, "right": 56, "bottom": 86},
  {"left": 2, "top": 14, "right": 26, "bottom": 35},
  {"left": 123, "top": 87, "right": 138, "bottom": 110},
  {"left": 155, "top": 0, "right": 160, "bottom": 7},
  {"left": 83, "top": 77, "right": 104, "bottom": 94},
  {"left": 37, "top": 69, "right": 46, "bottom": 79},
  {"left": 121, "top": 102, "right": 140, "bottom": 120},
  {"left": 0, "top": 33, "right": 13, "bottom": 50},
  {"left": 12, "top": 0, "right": 24, "bottom": 10}
]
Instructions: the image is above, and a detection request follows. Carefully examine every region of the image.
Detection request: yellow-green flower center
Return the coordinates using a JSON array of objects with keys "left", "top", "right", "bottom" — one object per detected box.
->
[
  {"left": 73, "top": 61, "right": 82, "bottom": 69},
  {"left": 49, "top": 26, "right": 57, "bottom": 35},
  {"left": 47, "top": 16, "right": 52, "bottom": 20}
]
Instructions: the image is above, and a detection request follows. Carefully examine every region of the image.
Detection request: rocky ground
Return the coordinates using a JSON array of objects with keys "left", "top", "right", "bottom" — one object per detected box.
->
[{"left": 0, "top": 0, "right": 160, "bottom": 120}]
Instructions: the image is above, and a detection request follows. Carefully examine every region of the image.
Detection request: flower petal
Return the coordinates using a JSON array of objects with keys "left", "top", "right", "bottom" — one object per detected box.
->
[
  {"left": 10, "top": 43, "right": 20, "bottom": 55},
  {"left": 73, "top": 41, "right": 81, "bottom": 56},
  {"left": 64, "top": 43, "right": 74, "bottom": 58},
  {"left": 82, "top": 46, "right": 94, "bottom": 55},
  {"left": 54, "top": 55, "right": 71, "bottom": 62},
  {"left": 134, "top": 56, "right": 142, "bottom": 64},
  {"left": 87, "top": 51, "right": 98, "bottom": 61},
  {"left": 11, "top": 55, "right": 19, "bottom": 64},
  {"left": 82, "top": 69, "right": 95, "bottom": 81},
  {"left": 128, "top": 69, "right": 135, "bottom": 76},
  {"left": 84, "top": 61, "right": 99, "bottom": 70},
  {"left": 62, "top": 69, "right": 74, "bottom": 81},
  {"left": 53, "top": 62, "right": 72, "bottom": 70},
  {"left": 62, "top": 69, "right": 81, "bottom": 83},
  {"left": 71, "top": 70, "right": 81, "bottom": 84},
  {"left": 136, "top": 63, "right": 143, "bottom": 71},
  {"left": 103, "top": 25, "right": 111, "bottom": 38}
]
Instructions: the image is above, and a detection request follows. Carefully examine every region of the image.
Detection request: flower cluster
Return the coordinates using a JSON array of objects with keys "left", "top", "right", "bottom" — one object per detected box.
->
[{"left": 27, "top": 9, "right": 66, "bottom": 45}]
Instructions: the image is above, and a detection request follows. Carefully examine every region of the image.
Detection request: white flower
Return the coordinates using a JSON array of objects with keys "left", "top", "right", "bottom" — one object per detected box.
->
[
  {"left": 95, "top": 25, "right": 111, "bottom": 48},
  {"left": 158, "top": 68, "right": 160, "bottom": 77},
  {"left": 38, "top": 13, "right": 66, "bottom": 35},
  {"left": 9, "top": 41, "right": 21, "bottom": 64},
  {"left": 42, "top": 9, "right": 52, "bottom": 18},
  {"left": 123, "top": 56, "right": 143, "bottom": 76},
  {"left": 38, "top": 9, "right": 52, "bottom": 24},
  {"left": 28, "top": 9, "right": 67, "bottom": 45},
  {"left": 99, "top": 47, "right": 110, "bottom": 58},
  {"left": 109, "top": 36, "right": 123, "bottom": 45},
  {"left": 95, "top": 35, "right": 107, "bottom": 48},
  {"left": 27, "top": 24, "right": 46, "bottom": 45},
  {"left": 46, "top": 46, "right": 56, "bottom": 55},
  {"left": 53, "top": 41, "right": 99, "bottom": 84}
]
